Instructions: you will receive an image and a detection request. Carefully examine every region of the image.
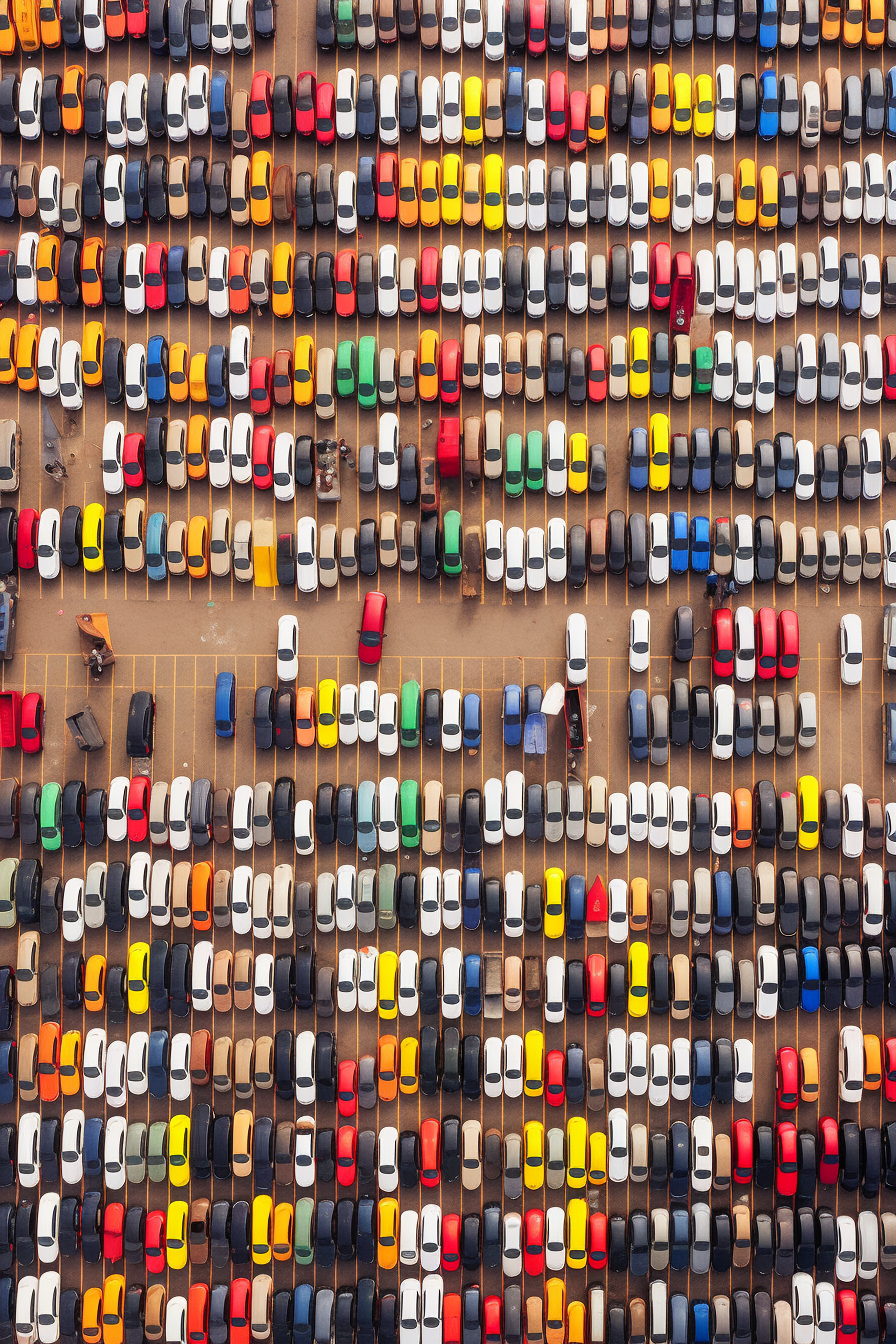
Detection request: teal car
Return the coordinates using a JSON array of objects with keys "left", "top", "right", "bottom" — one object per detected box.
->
[
  {"left": 335, "top": 0, "right": 355, "bottom": 44},
  {"left": 505, "top": 433, "right": 524, "bottom": 496},
  {"left": 525, "top": 431, "right": 544, "bottom": 491},
  {"left": 357, "top": 336, "right": 377, "bottom": 409},
  {"left": 442, "top": 510, "right": 463, "bottom": 575},
  {"left": 399, "top": 780, "right": 420, "bottom": 848},
  {"left": 39, "top": 782, "right": 62, "bottom": 851}
]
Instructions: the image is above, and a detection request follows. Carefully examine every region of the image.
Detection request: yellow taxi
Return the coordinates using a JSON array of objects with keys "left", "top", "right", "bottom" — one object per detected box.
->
[
  {"left": 293, "top": 336, "right": 314, "bottom": 404},
  {"left": 482, "top": 153, "right": 504, "bottom": 230},
  {"left": 588, "top": 1129, "right": 607, "bottom": 1185},
  {"left": 271, "top": 242, "right": 294, "bottom": 318},
  {"left": 188, "top": 352, "right": 208, "bottom": 402},
  {"left": 648, "top": 412, "right": 671, "bottom": 488},
  {"left": 84, "top": 954, "right": 106, "bottom": 1010},
  {"left": 524, "top": 1029, "right": 545, "bottom": 1097},
  {"left": 272, "top": 1203, "right": 294, "bottom": 1261},
  {"left": 250, "top": 151, "right": 273, "bottom": 225},
  {"left": 523, "top": 1120, "right": 544, "bottom": 1190},
  {"left": 251, "top": 1196, "right": 273, "bottom": 1265},
  {"left": 418, "top": 330, "right": 439, "bottom": 402},
  {"left": 317, "top": 678, "right": 338, "bottom": 747},
  {"left": 186, "top": 414, "right": 209, "bottom": 480},
  {"left": 169, "top": 342, "right": 190, "bottom": 402},
  {"left": 59, "top": 1029, "right": 82, "bottom": 1095},
  {"left": 758, "top": 164, "right": 778, "bottom": 229},
  {"left": 81, "top": 321, "right": 104, "bottom": 386},
  {"left": 462, "top": 162, "right": 481, "bottom": 226},
  {"left": 629, "top": 327, "right": 650, "bottom": 398},
  {"left": 648, "top": 158, "right": 670, "bottom": 221},
  {"left": 650, "top": 63, "right": 671, "bottom": 132},
  {"left": 566, "top": 1117, "right": 587, "bottom": 1188},
  {"left": 168, "top": 1115, "right": 191, "bottom": 1186},
  {"left": 543, "top": 867, "right": 565, "bottom": 938},
  {"left": 420, "top": 160, "right": 441, "bottom": 226},
  {"left": 377, "top": 1198, "right": 399, "bottom": 1269},
  {"left": 36, "top": 233, "right": 60, "bottom": 306},
  {"left": 16, "top": 323, "right": 38, "bottom": 391},
  {"left": 735, "top": 158, "right": 757, "bottom": 226},
  {"left": 568, "top": 433, "right": 588, "bottom": 493},
  {"left": 628, "top": 940, "right": 649, "bottom": 1016},
  {"left": 398, "top": 157, "right": 419, "bottom": 227},
  {"left": 797, "top": 775, "right": 819, "bottom": 849},
  {"left": 587, "top": 83, "right": 607, "bottom": 142},
  {"left": 545, "top": 1280, "right": 566, "bottom": 1344},
  {"left": 693, "top": 73, "right": 714, "bottom": 135},
  {"left": 566, "top": 1199, "right": 588, "bottom": 1269},
  {"left": 82, "top": 503, "right": 105, "bottom": 573},
  {"left": 441, "top": 154, "right": 462, "bottom": 224},
  {"left": 165, "top": 1201, "right": 189, "bottom": 1270},
  {"left": 399, "top": 1037, "right": 419, "bottom": 1094},
  {"left": 378, "top": 950, "right": 398, "bottom": 1018},
  {"left": 671, "top": 72, "right": 692, "bottom": 133},
  {"left": 186, "top": 516, "right": 209, "bottom": 579},
  {"left": 0, "top": 318, "right": 16, "bottom": 384},
  {"left": 463, "top": 76, "right": 483, "bottom": 144}
]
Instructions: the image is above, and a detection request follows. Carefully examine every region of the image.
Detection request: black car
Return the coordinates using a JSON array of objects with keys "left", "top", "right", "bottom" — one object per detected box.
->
[
  {"left": 209, "top": 161, "right": 229, "bottom": 216},
  {"left": 126, "top": 692, "right": 154, "bottom": 758},
  {"left": 315, "top": 163, "right": 335, "bottom": 228},
  {"left": 690, "top": 685, "right": 711, "bottom": 750}
]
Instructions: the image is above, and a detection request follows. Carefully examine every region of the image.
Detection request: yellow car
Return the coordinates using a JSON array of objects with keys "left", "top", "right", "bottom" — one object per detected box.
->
[
  {"left": 16, "top": 323, "right": 38, "bottom": 391},
  {"left": 462, "top": 162, "right": 481, "bottom": 226},
  {"left": 482, "top": 153, "right": 504, "bottom": 230},
  {"left": 189, "top": 352, "right": 208, "bottom": 402},
  {"left": 169, "top": 342, "right": 190, "bottom": 402},
  {"left": 13, "top": 0, "right": 40, "bottom": 49},
  {"left": 84, "top": 953, "right": 106, "bottom": 1010},
  {"left": 545, "top": 1280, "right": 566, "bottom": 1344},
  {"left": 126, "top": 942, "right": 150, "bottom": 1015},
  {"left": 820, "top": 0, "right": 841, "bottom": 37},
  {"left": 0, "top": 0, "right": 17, "bottom": 52},
  {"left": 271, "top": 242, "right": 294, "bottom": 318},
  {"left": 628, "top": 941, "right": 649, "bottom": 1016},
  {"left": 588, "top": 1130, "right": 607, "bottom": 1185},
  {"left": 629, "top": 327, "right": 650, "bottom": 398},
  {"left": 378, "top": 1198, "right": 399, "bottom": 1269},
  {"left": 251, "top": 1195, "right": 273, "bottom": 1265},
  {"left": 168, "top": 1115, "right": 191, "bottom": 1187},
  {"left": 648, "top": 158, "right": 670, "bottom": 221},
  {"left": 588, "top": 82, "right": 607, "bottom": 142},
  {"left": 736, "top": 158, "right": 757, "bottom": 226},
  {"left": 842, "top": 0, "right": 862, "bottom": 42},
  {"left": 399, "top": 1037, "right": 419, "bottom": 1094},
  {"left": 650, "top": 64, "right": 671, "bottom": 133},
  {"left": 758, "top": 164, "right": 778, "bottom": 229},
  {"left": 797, "top": 775, "right": 819, "bottom": 850},
  {"left": 102, "top": 1276, "right": 125, "bottom": 1344},
  {"left": 378, "top": 950, "right": 398, "bottom": 1019},
  {"left": 317, "top": 678, "right": 338, "bottom": 748},
  {"left": 866, "top": 0, "right": 885, "bottom": 43},
  {"left": 36, "top": 233, "right": 60, "bottom": 305},
  {"left": 165, "top": 1201, "right": 189, "bottom": 1271},
  {"left": 418, "top": 330, "right": 439, "bottom": 402},
  {"left": 566, "top": 1199, "right": 588, "bottom": 1269},
  {"left": 250, "top": 151, "right": 273, "bottom": 226},
  {"left": 568, "top": 1303, "right": 586, "bottom": 1344},
  {"left": 0, "top": 318, "right": 16, "bottom": 384},
  {"left": 273, "top": 1203, "right": 294, "bottom": 1261},
  {"left": 82, "top": 1289, "right": 102, "bottom": 1344},
  {"left": 441, "top": 154, "right": 462, "bottom": 225},
  {"left": 81, "top": 321, "right": 104, "bottom": 386},
  {"left": 566, "top": 1116, "right": 587, "bottom": 1188},
  {"left": 671, "top": 72, "right": 692, "bottom": 133},
  {"left": 523, "top": 1120, "right": 544, "bottom": 1190},
  {"left": 543, "top": 867, "right": 565, "bottom": 938},
  {"left": 60, "top": 1029, "right": 82, "bottom": 1096},
  {"left": 568, "top": 433, "right": 588, "bottom": 493},
  {"left": 692, "top": 73, "right": 714, "bottom": 136},
  {"left": 187, "top": 516, "right": 209, "bottom": 579},
  {"left": 463, "top": 76, "right": 483, "bottom": 144},
  {"left": 186, "top": 414, "right": 209, "bottom": 480},
  {"left": 293, "top": 335, "right": 314, "bottom": 404},
  {"left": 420, "top": 159, "right": 441, "bottom": 227},
  {"left": 398, "top": 157, "right": 419, "bottom": 227},
  {"left": 524, "top": 1029, "right": 545, "bottom": 1098},
  {"left": 82, "top": 502, "right": 105, "bottom": 573},
  {"left": 649, "top": 413, "right": 671, "bottom": 489}
]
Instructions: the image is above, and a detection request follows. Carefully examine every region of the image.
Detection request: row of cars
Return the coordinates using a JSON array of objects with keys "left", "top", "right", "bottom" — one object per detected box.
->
[{"left": 0, "top": 0, "right": 269, "bottom": 53}]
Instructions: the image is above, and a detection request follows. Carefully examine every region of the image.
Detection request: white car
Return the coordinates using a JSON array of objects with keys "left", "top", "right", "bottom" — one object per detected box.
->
[
  {"left": 607, "top": 878, "right": 628, "bottom": 944},
  {"left": 568, "top": 160, "right": 588, "bottom": 228},
  {"left": 357, "top": 948, "right": 378, "bottom": 1013},
  {"left": 338, "top": 683, "right": 358, "bottom": 746},
  {"left": 607, "top": 1108, "right": 629, "bottom": 1182},
  {"left": 648, "top": 514, "right": 669, "bottom": 584},
  {"left": 525, "top": 78, "right": 546, "bottom": 145},
  {"left": 419, "top": 75, "right": 440, "bottom": 144},
  {"left": 670, "top": 1038, "right": 691, "bottom": 1101},
  {"left": 733, "top": 1039, "right": 754, "bottom": 1102},
  {"left": 377, "top": 777, "right": 399, "bottom": 852},
  {"left": 755, "top": 945, "right": 779, "bottom": 1020},
  {"left": 544, "top": 1206, "right": 565, "bottom": 1272},
  {"left": 628, "top": 1031, "right": 648, "bottom": 1096},
  {"left": 629, "top": 160, "right": 649, "bottom": 229},
  {"left": 607, "top": 153, "right": 629, "bottom": 227},
  {"left": 336, "top": 948, "right": 357, "bottom": 1013},
  {"left": 483, "top": 1036, "right": 503, "bottom": 1098},
  {"left": 857, "top": 1210, "right": 879, "bottom": 1279},
  {"left": 840, "top": 613, "right": 863, "bottom": 685},
  {"left": 711, "top": 792, "right": 732, "bottom": 855},
  {"left": 503, "top": 1035, "right": 523, "bottom": 1098},
  {"left": 379, "top": 74, "right": 399, "bottom": 143},
  {"left": 37, "top": 327, "right": 60, "bottom": 398},
  {"left": 546, "top": 518, "right": 567, "bottom": 583},
  {"left": 791, "top": 1277, "right": 815, "bottom": 1344},
  {"left": 462, "top": 0, "right": 483, "bottom": 43},
  {"left": 647, "top": 782, "right": 669, "bottom": 849},
  {"left": 565, "top": 613, "right": 587, "bottom": 684},
  {"left": 525, "top": 527, "right": 546, "bottom": 592},
  {"left": 441, "top": 0, "right": 461, "bottom": 51},
  {"left": 527, "top": 159, "right": 547, "bottom": 230},
  {"left": 419, "top": 869, "right": 441, "bottom": 938},
  {"left": 397, "top": 948, "right": 418, "bottom": 1015},
  {"left": 295, "top": 1032, "right": 316, "bottom": 1104},
  {"left": 101, "top": 422, "right": 125, "bottom": 495},
  {"left": 357, "top": 680, "right": 378, "bottom": 744},
  {"left": 668, "top": 786, "right": 690, "bottom": 856},
  {"left": 693, "top": 155, "right": 714, "bottom": 224},
  {"left": 104, "top": 1038, "right": 127, "bottom": 1108},
  {"left": 712, "top": 331, "right": 734, "bottom": 402},
  {"left": 441, "top": 947, "right": 463, "bottom": 1019},
  {"left": 335, "top": 68, "right": 357, "bottom": 139},
  {"left": 208, "top": 418, "right": 231, "bottom": 488},
  {"left": 440, "top": 689, "right": 461, "bottom": 751},
  {"left": 59, "top": 341, "right": 83, "bottom": 410},
  {"left": 17, "top": 1112, "right": 41, "bottom": 1188},
  {"left": 60, "top": 1108, "right": 85, "bottom": 1184},
  {"left": 378, "top": 1128, "right": 400, "bottom": 1193},
  {"left": 124, "top": 342, "right": 147, "bottom": 411},
  {"left": 648, "top": 1044, "right": 670, "bottom": 1107},
  {"left": 506, "top": 163, "right": 526, "bottom": 230},
  {"left": 836, "top": 1215, "right": 858, "bottom": 1282},
  {"left": 229, "top": 329, "right": 251, "bottom": 401},
  {"left": 18, "top": 67, "right": 42, "bottom": 140},
  {"left": 421, "top": 1208, "right": 442, "bottom": 1273},
  {"left": 483, "top": 777, "right": 503, "bottom": 846},
  {"left": 485, "top": 0, "right": 505, "bottom": 55},
  {"left": 690, "top": 1117, "right": 713, "bottom": 1192},
  {"left": 482, "top": 334, "right": 502, "bottom": 397},
  {"left": 484, "top": 518, "right": 504, "bottom": 583},
  {"left": 441, "top": 71, "right": 461, "bottom": 138},
  {"left": 544, "top": 955, "right": 565, "bottom": 1023},
  {"left": 715, "top": 65, "right": 736, "bottom": 139},
  {"left": 607, "top": 793, "right": 628, "bottom": 854},
  {"left": 606, "top": 1030, "right": 628, "bottom": 1098},
  {"left": 628, "top": 608, "right": 650, "bottom": 672},
  {"left": 503, "top": 869, "right": 524, "bottom": 934},
  {"left": 36, "top": 508, "right": 60, "bottom": 579},
  {"left": 671, "top": 167, "right": 693, "bottom": 231}
]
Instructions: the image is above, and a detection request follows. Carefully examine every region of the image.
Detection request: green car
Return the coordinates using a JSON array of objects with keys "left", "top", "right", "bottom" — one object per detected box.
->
[
  {"left": 442, "top": 510, "right": 463, "bottom": 574},
  {"left": 399, "top": 779, "right": 421, "bottom": 848},
  {"left": 377, "top": 864, "right": 397, "bottom": 929},
  {"left": 39, "top": 781, "right": 62, "bottom": 851},
  {"left": 335, "top": 0, "right": 355, "bottom": 44},
  {"left": 125, "top": 1121, "right": 147, "bottom": 1185},
  {"left": 294, "top": 1198, "right": 315, "bottom": 1266},
  {"left": 692, "top": 345, "right": 713, "bottom": 394},
  {"left": 0, "top": 857, "right": 17, "bottom": 928},
  {"left": 400, "top": 680, "right": 421, "bottom": 748},
  {"left": 146, "top": 1120, "right": 168, "bottom": 1183},
  {"left": 335, "top": 340, "right": 357, "bottom": 399},
  {"left": 357, "top": 336, "right": 377, "bottom": 409},
  {"left": 525, "top": 432, "right": 544, "bottom": 490},
  {"left": 505, "top": 433, "right": 523, "bottom": 496}
]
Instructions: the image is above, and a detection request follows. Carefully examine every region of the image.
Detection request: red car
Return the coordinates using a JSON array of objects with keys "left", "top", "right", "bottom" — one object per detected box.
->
[
  {"left": 837, "top": 1292, "right": 858, "bottom": 1344},
  {"left": 249, "top": 357, "right": 272, "bottom": 415},
  {"left": 670, "top": 250, "right": 695, "bottom": 333},
  {"left": 188, "top": 1285, "right": 210, "bottom": 1344},
  {"left": 775, "top": 1121, "right": 798, "bottom": 1197},
  {"left": 16, "top": 508, "right": 38, "bottom": 569},
  {"left": 444, "top": 1298, "right": 461, "bottom": 1344},
  {"left": 650, "top": 243, "right": 672, "bottom": 309},
  {"left": 315, "top": 81, "right": 335, "bottom": 145},
  {"left": 122, "top": 433, "right": 145, "bottom": 487},
  {"left": 420, "top": 247, "right": 440, "bottom": 313},
  {"left": 377, "top": 153, "right": 398, "bottom": 220},
  {"left": 732, "top": 1119, "right": 753, "bottom": 1184},
  {"left": 439, "top": 339, "right": 461, "bottom": 403},
  {"left": 586, "top": 875, "right": 607, "bottom": 924},
  {"left": 441, "top": 1214, "right": 461, "bottom": 1272},
  {"left": 586, "top": 953, "right": 607, "bottom": 1016},
  {"left": 103, "top": 1202, "right": 125, "bottom": 1262},
  {"left": 483, "top": 1297, "right": 502, "bottom": 1344},
  {"left": 547, "top": 70, "right": 569, "bottom": 139},
  {"left": 230, "top": 1282, "right": 251, "bottom": 1344},
  {"left": 545, "top": 1050, "right": 566, "bottom": 1106},
  {"left": 568, "top": 89, "right": 587, "bottom": 151},
  {"left": 145, "top": 242, "right": 167, "bottom": 310},
  {"left": 712, "top": 608, "right": 735, "bottom": 677},
  {"left": 335, "top": 1125, "right": 356, "bottom": 1187},
  {"left": 523, "top": 1209, "right": 544, "bottom": 1276},
  {"left": 358, "top": 590, "right": 387, "bottom": 665},
  {"left": 144, "top": 1209, "right": 166, "bottom": 1274},
  {"left": 586, "top": 344, "right": 607, "bottom": 402},
  {"left": 885, "top": 334, "right": 896, "bottom": 400},
  {"left": 334, "top": 250, "right": 357, "bottom": 317},
  {"left": 420, "top": 1117, "right": 441, "bottom": 1187},
  {"left": 755, "top": 607, "right": 777, "bottom": 679},
  {"left": 125, "top": 0, "right": 148, "bottom": 37},
  {"left": 817, "top": 1115, "right": 840, "bottom": 1184},
  {"left": 249, "top": 70, "right": 273, "bottom": 138},
  {"left": 588, "top": 1212, "right": 607, "bottom": 1270},
  {"left": 229, "top": 248, "right": 251, "bottom": 315},
  {"left": 126, "top": 775, "right": 151, "bottom": 843},
  {"left": 778, "top": 609, "right": 799, "bottom": 678},
  {"left": 336, "top": 1059, "right": 357, "bottom": 1117},
  {"left": 105, "top": 0, "right": 127, "bottom": 38},
  {"left": 885, "top": 1037, "right": 896, "bottom": 1102},
  {"left": 295, "top": 72, "right": 317, "bottom": 135},
  {"left": 776, "top": 1046, "right": 799, "bottom": 1110},
  {"left": 20, "top": 692, "right": 43, "bottom": 755},
  {"left": 436, "top": 418, "right": 460, "bottom": 478},
  {"left": 252, "top": 424, "right": 275, "bottom": 489},
  {"left": 528, "top": 0, "right": 547, "bottom": 52}
]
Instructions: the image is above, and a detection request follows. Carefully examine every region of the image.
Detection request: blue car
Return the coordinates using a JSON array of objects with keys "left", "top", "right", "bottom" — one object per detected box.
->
[
  {"left": 83, "top": 1116, "right": 104, "bottom": 1181},
  {"left": 124, "top": 157, "right": 147, "bottom": 223},
  {"left": 293, "top": 1286, "right": 314, "bottom": 1344},
  {"left": 167, "top": 245, "right": 187, "bottom": 308},
  {"left": 713, "top": 871, "right": 733, "bottom": 934},
  {"left": 628, "top": 688, "right": 649, "bottom": 762},
  {"left": 689, "top": 516, "right": 710, "bottom": 572},
  {"left": 506, "top": 66, "right": 524, "bottom": 137},
  {"left": 503, "top": 683, "right": 522, "bottom": 746},
  {"left": 691, "top": 1038, "right": 713, "bottom": 1107},
  {"left": 669, "top": 1208, "right": 690, "bottom": 1269},
  {"left": 207, "top": 344, "right": 228, "bottom": 408},
  {"left": 670, "top": 511, "right": 689, "bottom": 573},
  {"left": 0, "top": 1041, "right": 15, "bottom": 1105},
  {"left": 887, "top": 68, "right": 896, "bottom": 135},
  {"left": 209, "top": 71, "right": 231, "bottom": 139},
  {"left": 146, "top": 335, "right": 168, "bottom": 403},
  {"left": 628, "top": 426, "right": 649, "bottom": 490},
  {"left": 758, "top": 0, "right": 777, "bottom": 47},
  {"left": 670, "top": 1296, "right": 688, "bottom": 1344},
  {"left": 462, "top": 692, "right": 481, "bottom": 750},
  {"left": 800, "top": 945, "right": 820, "bottom": 1011},
  {"left": 566, "top": 874, "right": 586, "bottom": 940},
  {"left": 757, "top": 70, "right": 778, "bottom": 139},
  {"left": 462, "top": 867, "right": 482, "bottom": 930},
  {"left": 214, "top": 672, "right": 236, "bottom": 738},
  {"left": 690, "top": 1303, "right": 711, "bottom": 1344},
  {"left": 147, "top": 1029, "right": 169, "bottom": 1098},
  {"left": 357, "top": 155, "right": 376, "bottom": 219},
  {"left": 145, "top": 513, "right": 168, "bottom": 581},
  {"left": 463, "top": 954, "right": 482, "bottom": 1015}
]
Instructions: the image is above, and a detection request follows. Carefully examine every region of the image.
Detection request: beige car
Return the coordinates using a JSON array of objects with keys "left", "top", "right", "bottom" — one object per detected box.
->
[
  {"left": 230, "top": 154, "right": 251, "bottom": 224},
  {"left": 399, "top": 520, "right": 417, "bottom": 573},
  {"left": 315, "top": 347, "right": 335, "bottom": 419},
  {"left": 422, "top": 780, "right": 442, "bottom": 855},
  {"left": 485, "top": 78, "right": 503, "bottom": 139},
  {"left": 864, "top": 527, "right": 882, "bottom": 580},
  {"left": 172, "top": 861, "right": 192, "bottom": 927},
  {"left": 233, "top": 948, "right": 253, "bottom": 1010},
  {"left": 165, "top": 420, "right": 187, "bottom": 490},
  {"left": 254, "top": 1035, "right": 273, "bottom": 1089},
  {"left": 671, "top": 954, "right": 691, "bottom": 1019},
  {"left": 586, "top": 774, "right": 607, "bottom": 847},
  {"left": 777, "top": 519, "right": 796, "bottom": 585},
  {"left": 16, "top": 931, "right": 39, "bottom": 1007},
  {"left": 0, "top": 418, "right": 18, "bottom": 493},
  {"left": 168, "top": 156, "right": 189, "bottom": 219},
  {"left": 187, "top": 236, "right": 208, "bottom": 305},
  {"left": 483, "top": 409, "right": 502, "bottom": 478},
  {"left": 251, "top": 1276, "right": 272, "bottom": 1343},
  {"left": 630, "top": 1124, "right": 648, "bottom": 1181},
  {"left": 123, "top": 497, "right": 145, "bottom": 572},
  {"left": 232, "top": 1111, "right": 254, "bottom": 1178},
  {"left": 149, "top": 781, "right": 168, "bottom": 846},
  {"left": 608, "top": 334, "right": 627, "bottom": 400},
  {"left": 249, "top": 248, "right": 270, "bottom": 307},
  {"left": 461, "top": 1119, "right": 482, "bottom": 1190},
  {"left": 714, "top": 1133, "right": 731, "bottom": 1191},
  {"left": 19, "top": 1032, "right": 38, "bottom": 1102},
  {"left": 732, "top": 1204, "right": 751, "bottom": 1266},
  {"left": 503, "top": 956, "right": 522, "bottom": 1011},
  {"left": 17, "top": 163, "right": 37, "bottom": 217},
  {"left": 210, "top": 509, "right": 232, "bottom": 577},
  {"left": 399, "top": 256, "right": 418, "bottom": 316},
  {"left": 841, "top": 523, "right": 862, "bottom": 583},
  {"left": 234, "top": 1037, "right": 254, "bottom": 1098},
  {"left": 732, "top": 420, "right": 754, "bottom": 488},
  {"left": 233, "top": 519, "right": 253, "bottom": 582},
  {"left": 462, "top": 323, "right": 481, "bottom": 389},
  {"left": 525, "top": 330, "right": 543, "bottom": 401},
  {"left": 713, "top": 517, "right": 732, "bottom": 576},
  {"left": 799, "top": 525, "right": 819, "bottom": 578},
  {"left": 166, "top": 521, "right": 188, "bottom": 576},
  {"left": 398, "top": 348, "right": 417, "bottom": 404},
  {"left": 340, "top": 527, "right": 358, "bottom": 578},
  {"left": 379, "top": 512, "right": 398, "bottom": 568},
  {"left": 61, "top": 181, "right": 81, "bottom": 235},
  {"left": 671, "top": 333, "right": 691, "bottom": 399},
  {"left": 319, "top": 524, "right": 338, "bottom": 588},
  {"left": 379, "top": 347, "right": 397, "bottom": 405},
  {"left": 145, "top": 1286, "right": 166, "bottom": 1344},
  {"left": 504, "top": 332, "right": 523, "bottom": 396},
  {"left": 231, "top": 93, "right": 250, "bottom": 152}
]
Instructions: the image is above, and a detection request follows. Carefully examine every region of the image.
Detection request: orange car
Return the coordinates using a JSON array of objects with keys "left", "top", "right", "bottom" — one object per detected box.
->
[
  {"left": 417, "top": 330, "right": 439, "bottom": 401},
  {"left": 16, "top": 322, "right": 39, "bottom": 391},
  {"left": 398, "top": 157, "right": 419, "bottom": 227},
  {"left": 462, "top": 162, "right": 481, "bottom": 226},
  {"left": 84, "top": 954, "right": 107, "bottom": 1011},
  {"left": 0, "top": 0, "right": 16, "bottom": 54},
  {"left": 229, "top": 247, "right": 251, "bottom": 315},
  {"left": 81, "top": 239, "right": 104, "bottom": 307},
  {"left": 38, "top": 0, "right": 61, "bottom": 45},
  {"left": 169, "top": 342, "right": 189, "bottom": 402},
  {"left": 191, "top": 862, "right": 213, "bottom": 932},
  {"left": 37, "top": 1020, "right": 61, "bottom": 1102},
  {"left": 377, "top": 1034, "right": 399, "bottom": 1102},
  {"left": 104, "top": 0, "right": 127, "bottom": 37},
  {"left": 59, "top": 1029, "right": 82, "bottom": 1096},
  {"left": 186, "top": 414, "right": 209, "bottom": 480},
  {"left": 587, "top": 83, "right": 607, "bottom": 142},
  {"left": 36, "top": 234, "right": 60, "bottom": 306},
  {"left": 61, "top": 65, "right": 85, "bottom": 133},
  {"left": 732, "top": 789, "right": 753, "bottom": 849},
  {"left": 187, "top": 516, "right": 209, "bottom": 579},
  {"left": 82, "top": 1288, "right": 103, "bottom": 1344},
  {"left": 295, "top": 688, "right": 316, "bottom": 747}
]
